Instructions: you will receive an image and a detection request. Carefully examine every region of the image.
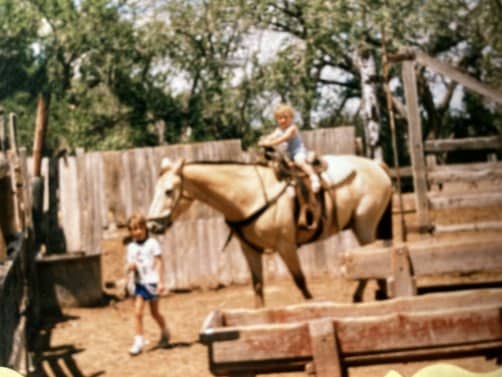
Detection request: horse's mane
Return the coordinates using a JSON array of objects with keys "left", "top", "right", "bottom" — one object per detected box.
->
[{"left": 186, "top": 160, "right": 261, "bottom": 166}]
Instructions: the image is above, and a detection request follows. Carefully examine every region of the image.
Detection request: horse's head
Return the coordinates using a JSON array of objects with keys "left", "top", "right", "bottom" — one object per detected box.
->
[{"left": 147, "top": 157, "right": 193, "bottom": 234}]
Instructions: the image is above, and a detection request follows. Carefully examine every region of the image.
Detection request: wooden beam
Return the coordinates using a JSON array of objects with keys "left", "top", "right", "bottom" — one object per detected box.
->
[
  {"left": 415, "top": 50, "right": 502, "bottom": 105},
  {"left": 220, "top": 289, "right": 502, "bottom": 327},
  {"left": 206, "top": 304, "right": 502, "bottom": 370},
  {"left": 428, "top": 166, "right": 502, "bottom": 184},
  {"left": 386, "top": 245, "right": 417, "bottom": 298},
  {"left": 434, "top": 221, "right": 502, "bottom": 233},
  {"left": 308, "top": 319, "right": 342, "bottom": 377},
  {"left": 425, "top": 136, "right": 502, "bottom": 153},
  {"left": 342, "top": 238, "right": 502, "bottom": 280},
  {"left": 428, "top": 191, "right": 502, "bottom": 209},
  {"left": 0, "top": 226, "right": 6, "bottom": 262},
  {"left": 402, "top": 61, "right": 431, "bottom": 232}
]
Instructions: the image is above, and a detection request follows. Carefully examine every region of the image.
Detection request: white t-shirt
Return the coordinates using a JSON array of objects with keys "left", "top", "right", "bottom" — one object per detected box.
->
[{"left": 126, "top": 238, "right": 162, "bottom": 284}]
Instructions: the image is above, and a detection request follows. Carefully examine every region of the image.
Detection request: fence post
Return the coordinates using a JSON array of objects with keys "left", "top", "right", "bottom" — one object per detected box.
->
[{"left": 402, "top": 61, "right": 431, "bottom": 233}]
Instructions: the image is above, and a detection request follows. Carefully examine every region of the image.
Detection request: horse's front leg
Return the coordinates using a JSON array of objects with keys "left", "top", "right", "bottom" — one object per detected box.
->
[
  {"left": 240, "top": 242, "right": 265, "bottom": 308},
  {"left": 276, "top": 240, "right": 313, "bottom": 300}
]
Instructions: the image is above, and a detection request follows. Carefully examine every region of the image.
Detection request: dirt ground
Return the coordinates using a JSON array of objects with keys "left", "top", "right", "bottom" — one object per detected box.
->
[{"left": 28, "top": 195, "right": 502, "bottom": 377}]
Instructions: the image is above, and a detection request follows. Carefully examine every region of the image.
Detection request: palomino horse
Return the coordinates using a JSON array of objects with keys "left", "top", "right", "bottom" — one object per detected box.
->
[{"left": 147, "top": 154, "right": 393, "bottom": 307}]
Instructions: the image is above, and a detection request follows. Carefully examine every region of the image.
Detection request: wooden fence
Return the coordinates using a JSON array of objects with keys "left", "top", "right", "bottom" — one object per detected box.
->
[
  {"left": 395, "top": 49, "right": 502, "bottom": 234},
  {"left": 36, "top": 126, "right": 360, "bottom": 290},
  {"left": 0, "top": 110, "right": 35, "bottom": 374}
]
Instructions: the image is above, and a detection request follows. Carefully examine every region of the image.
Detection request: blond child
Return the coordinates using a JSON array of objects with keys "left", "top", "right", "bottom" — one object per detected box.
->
[
  {"left": 126, "top": 214, "right": 170, "bottom": 355},
  {"left": 259, "top": 104, "right": 320, "bottom": 192}
]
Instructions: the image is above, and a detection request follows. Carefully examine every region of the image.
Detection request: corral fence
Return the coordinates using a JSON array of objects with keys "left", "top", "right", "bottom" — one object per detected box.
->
[
  {"left": 0, "top": 110, "right": 36, "bottom": 373},
  {"left": 390, "top": 49, "right": 502, "bottom": 234},
  {"left": 35, "top": 126, "right": 360, "bottom": 291}
]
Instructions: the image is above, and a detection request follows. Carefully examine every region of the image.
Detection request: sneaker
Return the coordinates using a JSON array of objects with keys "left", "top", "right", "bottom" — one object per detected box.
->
[
  {"left": 157, "top": 330, "right": 170, "bottom": 349},
  {"left": 129, "top": 336, "right": 144, "bottom": 356}
]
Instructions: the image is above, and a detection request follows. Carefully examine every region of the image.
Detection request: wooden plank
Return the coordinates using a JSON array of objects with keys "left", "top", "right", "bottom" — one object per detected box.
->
[
  {"left": 0, "top": 108, "right": 5, "bottom": 151},
  {"left": 0, "top": 226, "right": 6, "bottom": 262},
  {"left": 208, "top": 305, "right": 502, "bottom": 364},
  {"left": 402, "top": 60, "right": 431, "bottom": 232},
  {"left": 343, "top": 238, "right": 502, "bottom": 280},
  {"left": 59, "top": 156, "right": 80, "bottom": 251},
  {"left": 434, "top": 221, "right": 502, "bottom": 233},
  {"left": 415, "top": 50, "right": 502, "bottom": 105},
  {"left": 77, "top": 149, "right": 92, "bottom": 252},
  {"left": 386, "top": 245, "right": 416, "bottom": 298},
  {"left": 222, "top": 289, "right": 502, "bottom": 327},
  {"left": 425, "top": 136, "right": 502, "bottom": 152},
  {"left": 428, "top": 191, "right": 502, "bottom": 209},
  {"left": 428, "top": 166, "right": 502, "bottom": 184},
  {"left": 308, "top": 319, "right": 342, "bottom": 377},
  {"left": 0, "top": 155, "right": 8, "bottom": 179}
]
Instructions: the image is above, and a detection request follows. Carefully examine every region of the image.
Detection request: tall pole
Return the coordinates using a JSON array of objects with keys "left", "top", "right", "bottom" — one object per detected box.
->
[
  {"left": 381, "top": 26, "right": 407, "bottom": 242},
  {"left": 33, "top": 93, "right": 50, "bottom": 177}
]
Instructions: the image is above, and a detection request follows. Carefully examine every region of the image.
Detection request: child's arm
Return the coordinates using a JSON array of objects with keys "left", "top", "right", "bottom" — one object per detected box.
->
[
  {"left": 259, "top": 126, "right": 297, "bottom": 147},
  {"left": 155, "top": 255, "right": 166, "bottom": 295}
]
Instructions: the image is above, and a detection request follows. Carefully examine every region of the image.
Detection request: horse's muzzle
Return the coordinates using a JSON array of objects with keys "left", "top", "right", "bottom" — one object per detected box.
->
[{"left": 147, "top": 217, "right": 172, "bottom": 234}]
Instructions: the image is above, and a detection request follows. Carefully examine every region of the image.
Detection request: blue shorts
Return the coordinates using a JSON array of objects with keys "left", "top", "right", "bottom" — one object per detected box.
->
[{"left": 134, "top": 283, "right": 158, "bottom": 300}]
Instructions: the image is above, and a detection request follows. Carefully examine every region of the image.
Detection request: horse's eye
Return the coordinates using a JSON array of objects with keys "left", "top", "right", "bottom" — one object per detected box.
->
[{"left": 165, "top": 189, "right": 173, "bottom": 196}]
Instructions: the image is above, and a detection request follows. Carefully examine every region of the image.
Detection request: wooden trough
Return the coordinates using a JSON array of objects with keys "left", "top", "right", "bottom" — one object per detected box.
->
[
  {"left": 342, "top": 238, "right": 502, "bottom": 298},
  {"left": 199, "top": 289, "right": 502, "bottom": 377}
]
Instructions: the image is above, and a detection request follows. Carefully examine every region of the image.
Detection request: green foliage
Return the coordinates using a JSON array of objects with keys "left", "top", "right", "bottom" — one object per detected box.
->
[{"left": 0, "top": 0, "right": 499, "bottom": 159}]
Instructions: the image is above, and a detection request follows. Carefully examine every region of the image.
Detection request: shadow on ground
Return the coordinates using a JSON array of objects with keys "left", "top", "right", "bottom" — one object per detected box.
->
[{"left": 28, "top": 314, "right": 105, "bottom": 377}]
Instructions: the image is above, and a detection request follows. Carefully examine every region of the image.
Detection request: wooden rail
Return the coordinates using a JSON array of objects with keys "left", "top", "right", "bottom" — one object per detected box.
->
[
  {"left": 199, "top": 289, "right": 502, "bottom": 377},
  {"left": 342, "top": 238, "right": 502, "bottom": 281}
]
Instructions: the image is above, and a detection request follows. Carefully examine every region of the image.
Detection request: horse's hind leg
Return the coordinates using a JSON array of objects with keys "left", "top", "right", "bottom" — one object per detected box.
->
[{"left": 240, "top": 242, "right": 265, "bottom": 308}]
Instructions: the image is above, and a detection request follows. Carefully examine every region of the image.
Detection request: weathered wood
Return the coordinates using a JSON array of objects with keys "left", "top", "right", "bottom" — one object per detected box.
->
[
  {"left": 343, "top": 238, "right": 502, "bottom": 280},
  {"left": 0, "top": 108, "right": 5, "bottom": 151},
  {"left": 8, "top": 113, "right": 18, "bottom": 155},
  {"left": 0, "top": 154, "right": 8, "bottom": 179},
  {"left": 0, "top": 226, "right": 6, "bottom": 262},
  {"left": 415, "top": 50, "right": 502, "bottom": 105},
  {"left": 33, "top": 94, "right": 50, "bottom": 177},
  {"left": 428, "top": 191, "right": 502, "bottom": 209},
  {"left": 434, "top": 221, "right": 502, "bottom": 233},
  {"left": 428, "top": 165, "right": 502, "bottom": 184},
  {"left": 308, "top": 319, "right": 342, "bottom": 377},
  {"left": 220, "top": 289, "right": 502, "bottom": 327},
  {"left": 402, "top": 61, "right": 431, "bottom": 233},
  {"left": 201, "top": 300, "right": 502, "bottom": 376},
  {"left": 425, "top": 136, "right": 502, "bottom": 153},
  {"left": 386, "top": 245, "right": 417, "bottom": 298}
]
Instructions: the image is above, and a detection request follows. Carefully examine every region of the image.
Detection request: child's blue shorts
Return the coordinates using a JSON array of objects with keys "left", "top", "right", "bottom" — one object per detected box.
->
[{"left": 134, "top": 283, "right": 158, "bottom": 300}]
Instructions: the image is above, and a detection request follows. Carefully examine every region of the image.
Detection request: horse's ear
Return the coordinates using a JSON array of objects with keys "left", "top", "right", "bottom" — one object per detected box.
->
[
  {"left": 161, "top": 157, "right": 172, "bottom": 170},
  {"left": 173, "top": 158, "right": 185, "bottom": 174}
]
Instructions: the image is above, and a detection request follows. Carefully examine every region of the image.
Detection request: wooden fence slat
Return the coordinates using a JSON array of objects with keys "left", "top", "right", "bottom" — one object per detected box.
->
[
  {"left": 415, "top": 50, "right": 502, "bottom": 105},
  {"left": 425, "top": 135, "right": 502, "bottom": 152},
  {"left": 428, "top": 191, "right": 502, "bottom": 209},
  {"left": 402, "top": 60, "right": 431, "bottom": 232}
]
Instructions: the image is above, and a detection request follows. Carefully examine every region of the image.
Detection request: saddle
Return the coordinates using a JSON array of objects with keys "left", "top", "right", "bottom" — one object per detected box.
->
[{"left": 259, "top": 147, "right": 327, "bottom": 230}]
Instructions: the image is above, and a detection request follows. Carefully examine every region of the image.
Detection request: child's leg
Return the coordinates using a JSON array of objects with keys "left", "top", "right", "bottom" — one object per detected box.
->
[
  {"left": 129, "top": 295, "right": 146, "bottom": 355},
  {"left": 295, "top": 156, "right": 320, "bottom": 192},
  {"left": 134, "top": 295, "right": 146, "bottom": 336},
  {"left": 149, "top": 299, "right": 167, "bottom": 332},
  {"left": 149, "top": 299, "right": 170, "bottom": 346}
]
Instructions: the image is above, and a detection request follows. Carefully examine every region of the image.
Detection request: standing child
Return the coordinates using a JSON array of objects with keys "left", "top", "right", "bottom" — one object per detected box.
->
[
  {"left": 126, "top": 214, "right": 170, "bottom": 355},
  {"left": 259, "top": 104, "right": 320, "bottom": 192}
]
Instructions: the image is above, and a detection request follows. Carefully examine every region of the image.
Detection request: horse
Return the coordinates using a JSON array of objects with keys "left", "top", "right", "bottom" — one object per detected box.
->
[{"left": 147, "top": 154, "right": 393, "bottom": 307}]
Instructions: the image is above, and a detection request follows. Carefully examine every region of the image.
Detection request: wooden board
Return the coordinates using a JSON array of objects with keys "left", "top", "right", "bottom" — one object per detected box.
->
[
  {"left": 219, "top": 288, "right": 502, "bottom": 326},
  {"left": 200, "top": 294, "right": 502, "bottom": 376},
  {"left": 342, "top": 239, "right": 502, "bottom": 280}
]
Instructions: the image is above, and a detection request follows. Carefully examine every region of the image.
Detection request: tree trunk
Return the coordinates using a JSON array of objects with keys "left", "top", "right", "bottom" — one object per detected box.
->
[{"left": 357, "top": 49, "right": 383, "bottom": 161}]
